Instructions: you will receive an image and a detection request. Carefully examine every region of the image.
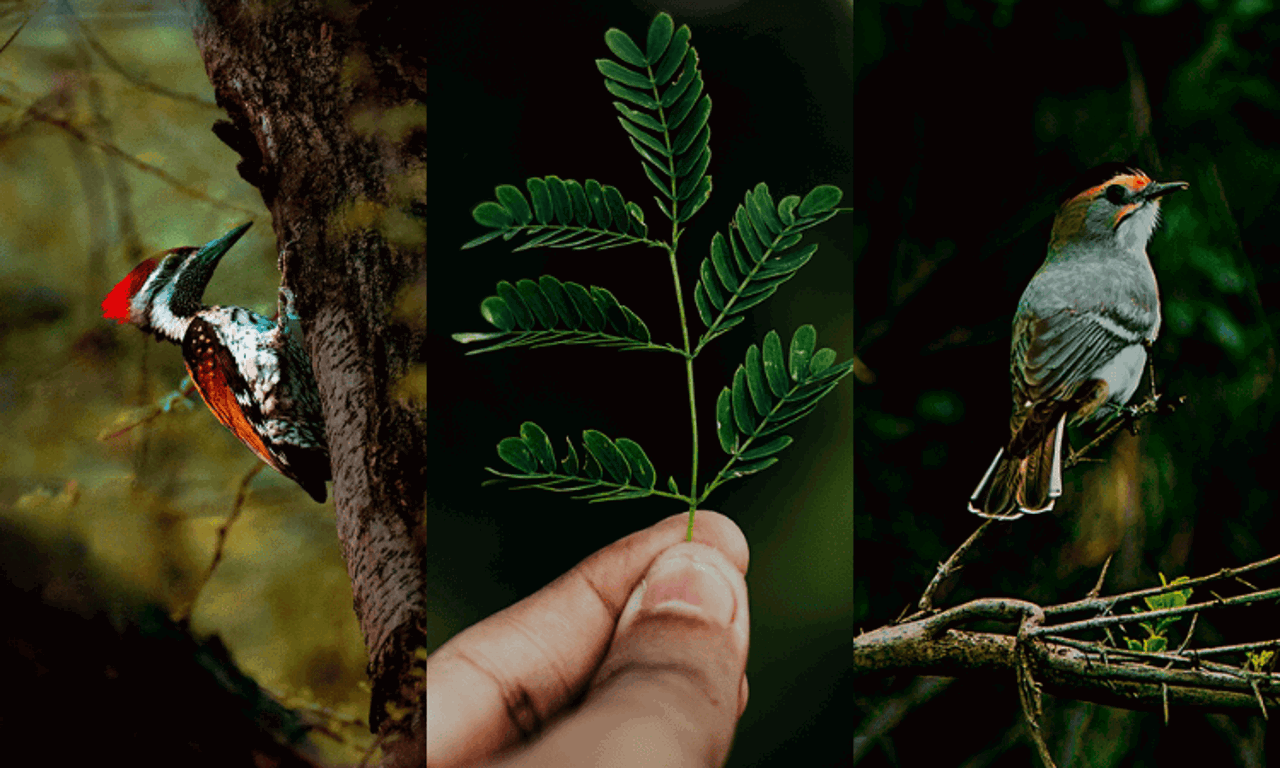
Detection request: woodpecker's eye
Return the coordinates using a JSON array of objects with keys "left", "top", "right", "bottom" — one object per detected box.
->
[{"left": 1105, "top": 185, "right": 1127, "bottom": 205}]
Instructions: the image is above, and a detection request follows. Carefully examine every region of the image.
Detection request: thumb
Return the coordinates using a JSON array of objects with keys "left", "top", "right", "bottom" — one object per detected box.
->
[{"left": 572, "top": 544, "right": 751, "bottom": 766}]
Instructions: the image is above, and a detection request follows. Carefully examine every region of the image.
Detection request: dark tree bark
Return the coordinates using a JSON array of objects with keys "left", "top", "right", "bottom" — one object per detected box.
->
[{"left": 192, "top": 1, "right": 425, "bottom": 763}]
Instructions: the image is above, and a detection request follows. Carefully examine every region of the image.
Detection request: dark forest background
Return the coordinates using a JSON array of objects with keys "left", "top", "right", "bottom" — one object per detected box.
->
[{"left": 856, "top": 1, "right": 1280, "bottom": 766}]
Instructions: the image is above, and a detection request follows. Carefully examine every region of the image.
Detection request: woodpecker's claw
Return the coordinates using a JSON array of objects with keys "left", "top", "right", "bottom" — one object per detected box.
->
[{"left": 160, "top": 380, "right": 196, "bottom": 413}]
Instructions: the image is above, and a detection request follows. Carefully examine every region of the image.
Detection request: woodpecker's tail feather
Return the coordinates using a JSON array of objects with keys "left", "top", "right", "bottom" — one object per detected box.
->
[{"left": 968, "top": 415, "right": 1066, "bottom": 519}]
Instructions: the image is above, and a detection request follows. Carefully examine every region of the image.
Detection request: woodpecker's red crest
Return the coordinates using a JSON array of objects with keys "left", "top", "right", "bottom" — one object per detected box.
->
[{"left": 103, "top": 222, "right": 331, "bottom": 502}]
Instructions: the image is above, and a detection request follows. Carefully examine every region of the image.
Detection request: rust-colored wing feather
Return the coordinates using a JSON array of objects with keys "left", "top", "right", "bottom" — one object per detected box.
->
[{"left": 183, "top": 319, "right": 279, "bottom": 471}]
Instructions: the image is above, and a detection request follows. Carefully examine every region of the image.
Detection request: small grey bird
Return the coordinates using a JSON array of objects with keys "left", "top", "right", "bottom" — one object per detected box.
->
[{"left": 969, "top": 165, "right": 1188, "bottom": 519}]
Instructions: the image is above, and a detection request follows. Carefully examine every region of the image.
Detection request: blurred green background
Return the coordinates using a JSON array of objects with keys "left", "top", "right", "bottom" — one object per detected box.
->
[
  {"left": 428, "top": 1, "right": 852, "bottom": 766},
  {"left": 0, "top": 2, "right": 373, "bottom": 762},
  {"left": 856, "top": 1, "right": 1280, "bottom": 765}
]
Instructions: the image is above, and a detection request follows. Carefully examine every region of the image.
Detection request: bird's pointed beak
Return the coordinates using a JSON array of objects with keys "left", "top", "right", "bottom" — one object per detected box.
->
[
  {"left": 1142, "top": 180, "right": 1189, "bottom": 201},
  {"left": 193, "top": 222, "right": 253, "bottom": 269}
]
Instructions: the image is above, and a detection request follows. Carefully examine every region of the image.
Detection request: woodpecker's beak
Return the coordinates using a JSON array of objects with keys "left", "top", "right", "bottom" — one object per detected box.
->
[
  {"left": 1141, "top": 180, "right": 1189, "bottom": 201},
  {"left": 193, "top": 222, "right": 253, "bottom": 269}
]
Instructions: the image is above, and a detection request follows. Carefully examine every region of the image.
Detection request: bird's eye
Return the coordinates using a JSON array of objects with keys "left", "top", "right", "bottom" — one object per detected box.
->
[{"left": 1105, "top": 184, "right": 1127, "bottom": 205}]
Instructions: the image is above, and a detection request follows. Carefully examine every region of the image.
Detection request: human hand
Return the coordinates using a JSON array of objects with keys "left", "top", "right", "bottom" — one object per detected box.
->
[{"left": 427, "top": 510, "right": 750, "bottom": 767}]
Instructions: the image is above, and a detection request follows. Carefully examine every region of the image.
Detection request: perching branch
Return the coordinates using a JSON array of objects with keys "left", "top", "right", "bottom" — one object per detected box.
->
[
  {"left": 908, "top": 388, "right": 1180, "bottom": 617},
  {"left": 856, "top": 551, "right": 1280, "bottom": 765}
]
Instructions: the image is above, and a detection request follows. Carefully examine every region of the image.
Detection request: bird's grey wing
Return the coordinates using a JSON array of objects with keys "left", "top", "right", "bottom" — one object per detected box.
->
[{"left": 1013, "top": 304, "right": 1143, "bottom": 405}]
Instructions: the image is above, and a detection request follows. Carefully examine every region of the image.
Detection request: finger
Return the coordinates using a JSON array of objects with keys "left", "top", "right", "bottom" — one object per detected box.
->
[
  {"left": 427, "top": 511, "right": 748, "bottom": 768},
  {"left": 498, "top": 542, "right": 750, "bottom": 768}
]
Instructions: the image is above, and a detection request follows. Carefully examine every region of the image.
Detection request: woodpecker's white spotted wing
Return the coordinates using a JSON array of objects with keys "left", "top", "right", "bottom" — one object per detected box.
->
[{"left": 183, "top": 315, "right": 329, "bottom": 502}]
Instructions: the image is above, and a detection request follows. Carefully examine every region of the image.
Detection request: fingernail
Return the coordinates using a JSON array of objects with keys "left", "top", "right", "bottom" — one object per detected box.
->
[{"left": 641, "top": 552, "right": 736, "bottom": 625}]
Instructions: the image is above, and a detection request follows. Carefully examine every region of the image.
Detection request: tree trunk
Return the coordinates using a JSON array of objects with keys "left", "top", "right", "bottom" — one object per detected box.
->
[{"left": 192, "top": 1, "right": 425, "bottom": 763}]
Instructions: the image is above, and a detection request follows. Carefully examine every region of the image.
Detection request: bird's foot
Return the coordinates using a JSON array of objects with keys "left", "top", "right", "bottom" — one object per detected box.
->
[{"left": 160, "top": 377, "right": 197, "bottom": 412}]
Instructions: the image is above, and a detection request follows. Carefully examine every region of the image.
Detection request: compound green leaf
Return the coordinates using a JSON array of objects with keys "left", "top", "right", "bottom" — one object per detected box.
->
[
  {"left": 466, "top": 176, "right": 651, "bottom": 253},
  {"left": 601, "top": 18, "right": 708, "bottom": 229},
  {"left": 486, "top": 427, "right": 661, "bottom": 502},
  {"left": 457, "top": 275, "right": 669, "bottom": 355},
  {"left": 691, "top": 185, "right": 845, "bottom": 349},
  {"left": 706, "top": 328, "right": 852, "bottom": 487}
]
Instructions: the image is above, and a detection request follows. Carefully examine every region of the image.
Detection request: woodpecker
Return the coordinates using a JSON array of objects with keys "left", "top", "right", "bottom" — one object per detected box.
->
[
  {"left": 102, "top": 222, "right": 331, "bottom": 502},
  {"left": 969, "top": 165, "right": 1189, "bottom": 519}
]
